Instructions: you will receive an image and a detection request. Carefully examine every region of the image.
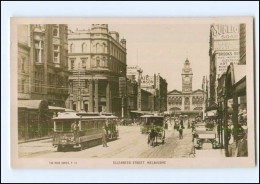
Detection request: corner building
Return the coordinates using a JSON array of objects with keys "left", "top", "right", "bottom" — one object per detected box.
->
[{"left": 67, "top": 24, "right": 127, "bottom": 116}]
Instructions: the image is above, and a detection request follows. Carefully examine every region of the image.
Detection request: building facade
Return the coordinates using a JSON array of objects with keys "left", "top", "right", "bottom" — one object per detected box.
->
[
  {"left": 17, "top": 24, "right": 69, "bottom": 141},
  {"left": 140, "top": 73, "right": 168, "bottom": 113},
  {"left": 67, "top": 24, "right": 127, "bottom": 117},
  {"left": 18, "top": 24, "right": 69, "bottom": 106},
  {"left": 167, "top": 59, "right": 205, "bottom": 118},
  {"left": 208, "top": 24, "right": 240, "bottom": 107}
]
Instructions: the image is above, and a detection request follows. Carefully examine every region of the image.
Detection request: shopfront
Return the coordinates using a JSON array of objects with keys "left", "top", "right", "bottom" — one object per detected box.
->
[
  {"left": 18, "top": 100, "right": 50, "bottom": 142},
  {"left": 224, "top": 63, "right": 247, "bottom": 157}
]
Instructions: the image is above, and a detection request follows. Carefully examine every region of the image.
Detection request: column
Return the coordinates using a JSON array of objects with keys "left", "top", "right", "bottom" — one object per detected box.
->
[
  {"left": 106, "top": 81, "right": 111, "bottom": 113},
  {"left": 224, "top": 97, "right": 229, "bottom": 157},
  {"left": 69, "top": 101, "right": 73, "bottom": 110},
  {"left": 94, "top": 79, "right": 99, "bottom": 112},
  {"left": 232, "top": 95, "right": 239, "bottom": 145},
  {"left": 89, "top": 80, "right": 93, "bottom": 112}
]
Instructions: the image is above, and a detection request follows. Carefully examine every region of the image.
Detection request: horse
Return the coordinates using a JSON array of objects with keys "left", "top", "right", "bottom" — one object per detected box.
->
[{"left": 148, "top": 128, "right": 158, "bottom": 146}]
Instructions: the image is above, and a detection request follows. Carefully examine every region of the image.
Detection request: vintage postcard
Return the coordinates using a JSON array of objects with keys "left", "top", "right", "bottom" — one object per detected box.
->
[{"left": 10, "top": 17, "right": 256, "bottom": 168}]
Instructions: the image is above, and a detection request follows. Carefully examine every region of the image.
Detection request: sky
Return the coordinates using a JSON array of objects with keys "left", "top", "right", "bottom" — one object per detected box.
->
[{"left": 69, "top": 24, "right": 210, "bottom": 91}]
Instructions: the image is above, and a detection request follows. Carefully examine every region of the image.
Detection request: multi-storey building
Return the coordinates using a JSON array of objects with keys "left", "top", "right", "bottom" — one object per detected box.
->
[
  {"left": 18, "top": 24, "right": 69, "bottom": 106},
  {"left": 154, "top": 74, "right": 168, "bottom": 112},
  {"left": 67, "top": 24, "right": 127, "bottom": 117},
  {"left": 208, "top": 24, "right": 240, "bottom": 107},
  {"left": 17, "top": 24, "right": 69, "bottom": 141},
  {"left": 167, "top": 58, "right": 205, "bottom": 119},
  {"left": 140, "top": 73, "right": 168, "bottom": 113}
]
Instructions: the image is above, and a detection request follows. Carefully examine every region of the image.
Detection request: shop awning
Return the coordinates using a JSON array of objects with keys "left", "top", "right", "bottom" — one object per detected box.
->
[
  {"left": 205, "top": 103, "right": 218, "bottom": 112},
  {"left": 48, "top": 106, "right": 66, "bottom": 111},
  {"left": 233, "top": 65, "right": 246, "bottom": 84},
  {"left": 130, "top": 111, "right": 157, "bottom": 115},
  {"left": 206, "top": 110, "right": 217, "bottom": 117},
  {"left": 18, "top": 100, "right": 48, "bottom": 110}
]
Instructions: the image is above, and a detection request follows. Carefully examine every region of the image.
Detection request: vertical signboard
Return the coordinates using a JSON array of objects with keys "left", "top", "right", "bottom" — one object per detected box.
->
[
  {"left": 119, "top": 77, "right": 126, "bottom": 97},
  {"left": 216, "top": 51, "right": 240, "bottom": 77},
  {"left": 211, "top": 24, "right": 240, "bottom": 77}
]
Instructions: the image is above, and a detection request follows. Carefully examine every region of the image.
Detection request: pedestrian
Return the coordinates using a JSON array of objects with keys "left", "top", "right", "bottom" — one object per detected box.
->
[
  {"left": 102, "top": 126, "right": 108, "bottom": 147},
  {"left": 178, "top": 125, "right": 183, "bottom": 139},
  {"left": 227, "top": 124, "right": 232, "bottom": 144}
]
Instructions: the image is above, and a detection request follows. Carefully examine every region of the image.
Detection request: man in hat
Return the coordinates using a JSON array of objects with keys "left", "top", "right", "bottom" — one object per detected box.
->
[{"left": 102, "top": 125, "right": 108, "bottom": 147}]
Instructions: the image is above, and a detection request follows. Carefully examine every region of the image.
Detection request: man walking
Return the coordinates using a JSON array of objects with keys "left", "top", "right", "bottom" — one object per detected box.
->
[
  {"left": 178, "top": 125, "right": 184, "bottom": 139},
  {"left": 102, "top": 126, "right": 108, "bottom": 147}
]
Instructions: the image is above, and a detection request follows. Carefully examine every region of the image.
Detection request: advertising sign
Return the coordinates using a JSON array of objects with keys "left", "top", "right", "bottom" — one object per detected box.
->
[
  {"left": 211, "top": 24, "right": 239, "bottom": 40},
  {"left": 141, "top": 75, "right": 154, "bottom": 88},
  {"left": 213, "top": 40, "right": 239, "bottom": 51},
  {"left": 216, "top": 51, "right": 239, "bottom": 76},
  {"left": 119, "top": 77, "right": 126, "bottom": 97},
  {"left": 127, "top": 65, "right": 139, "bottom": 75}
]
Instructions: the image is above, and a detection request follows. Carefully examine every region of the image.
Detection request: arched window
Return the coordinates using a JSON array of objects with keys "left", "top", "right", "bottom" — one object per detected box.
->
[
  {"left": 96, "top": 57, "right": 100, "bottom": 67},
  {"left": 82, "top": 43, "right": 87, "bottom": 53},
  {"left": 96, "top": 43, "right": 100, "bottom": 53},
  {"left": 103, "top": 57, "right": 107, "bottom": 67},
  {"left": 103, "top": 43, "right": 106, "bottom": 53},
  {"left": 70, "top": 43, "right": 74, "bottom": 53},
  {"left": 53, "top": 28, "right": 58, "bottom": 37},
  {"left": 185, "top": 97, "right": 190, "bottom": 105}
]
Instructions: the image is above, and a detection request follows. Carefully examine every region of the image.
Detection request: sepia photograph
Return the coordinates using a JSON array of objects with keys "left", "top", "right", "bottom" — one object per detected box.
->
[{"left": 10, "top": 17, "right": 255, "bottom": 169}]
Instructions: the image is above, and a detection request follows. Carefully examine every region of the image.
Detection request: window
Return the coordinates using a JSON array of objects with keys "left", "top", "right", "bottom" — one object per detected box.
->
[
  {"left": 103, "top": 57, "right": 107, "bottom": 67},
  {"left": 21, "top": 80, "right": 25, "bottom": 93},
  {"left": 21, "top": 58, "right": 25, "bottom": 72},
  {"left": 96, "top": 43, "right": 100, "bottom": 53},
  {"left": 70, "top": 59, "right": 75, "bottom": 70},
  {"left": 82, "top": 43, "right": 87, "bottom": 53},
  {"left": 34, "top": 40, "right": 43, "bottom": 63},
  {"left": 185, "top": 97, "right": 190, "bottom": 105},
  {"left": 53, "top": 28, "right": 58, "bottom": 37},
  {"left": 70, "top": 43, "right": 74, "bottom": 53},
  {"left": 96, "top": 57, "right": 100, "bottom": 67},
  {"left": 54, "top": 45, "right": 59, "bottom": 51},
  {"left": 103, "top": 43, "right": 106, "bottom": 53},
  {"left": 84, "top": 104, "right": 88, "bottom": 112},
  {"left": 81, "top": 58, "right": 86, "bottom": 69},
  {"left": 55, "top": 121, "right": 63, "bottom": 131},
  {"left": 54, "top": 52, "right": 59, "bottom": 63}
]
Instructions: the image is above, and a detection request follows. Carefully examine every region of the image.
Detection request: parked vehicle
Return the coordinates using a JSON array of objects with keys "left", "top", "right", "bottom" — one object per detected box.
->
[{"left": 193, "top": 123, "right": 217, "bottom": 149}]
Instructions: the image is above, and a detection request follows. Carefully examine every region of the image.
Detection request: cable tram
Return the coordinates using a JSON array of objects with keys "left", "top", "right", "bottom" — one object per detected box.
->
[{"left": 52, "top": 111, "right": 118, "bottom": 151}]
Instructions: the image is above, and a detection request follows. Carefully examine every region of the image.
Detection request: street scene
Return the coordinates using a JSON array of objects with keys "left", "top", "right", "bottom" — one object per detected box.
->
[
  {"left": 19, "top": 124, "right": 224, "bottom": 159},
  {"left": 17, "top": 23, "right": 248, "bottom": 159}
]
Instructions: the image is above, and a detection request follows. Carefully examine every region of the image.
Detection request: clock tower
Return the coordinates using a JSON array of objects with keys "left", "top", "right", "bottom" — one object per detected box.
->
[{"left": 182, "top": 58, "right": 193, "bottom": 93}]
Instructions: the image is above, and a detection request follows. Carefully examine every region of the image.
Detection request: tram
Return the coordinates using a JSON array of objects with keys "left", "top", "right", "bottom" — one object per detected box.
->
[{"left": 52, "top": 111, "right": 118, "bottom": 151}]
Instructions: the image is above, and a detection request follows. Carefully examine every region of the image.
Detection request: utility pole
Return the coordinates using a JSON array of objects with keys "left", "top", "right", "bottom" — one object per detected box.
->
[{"left": 77, "top": 68, "right": 82, "bottom": 112}]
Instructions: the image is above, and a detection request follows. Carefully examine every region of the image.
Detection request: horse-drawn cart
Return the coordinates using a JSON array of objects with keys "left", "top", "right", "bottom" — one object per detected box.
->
[{"left": 140, "top": 115, "right": 165, "bottom": 146}]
